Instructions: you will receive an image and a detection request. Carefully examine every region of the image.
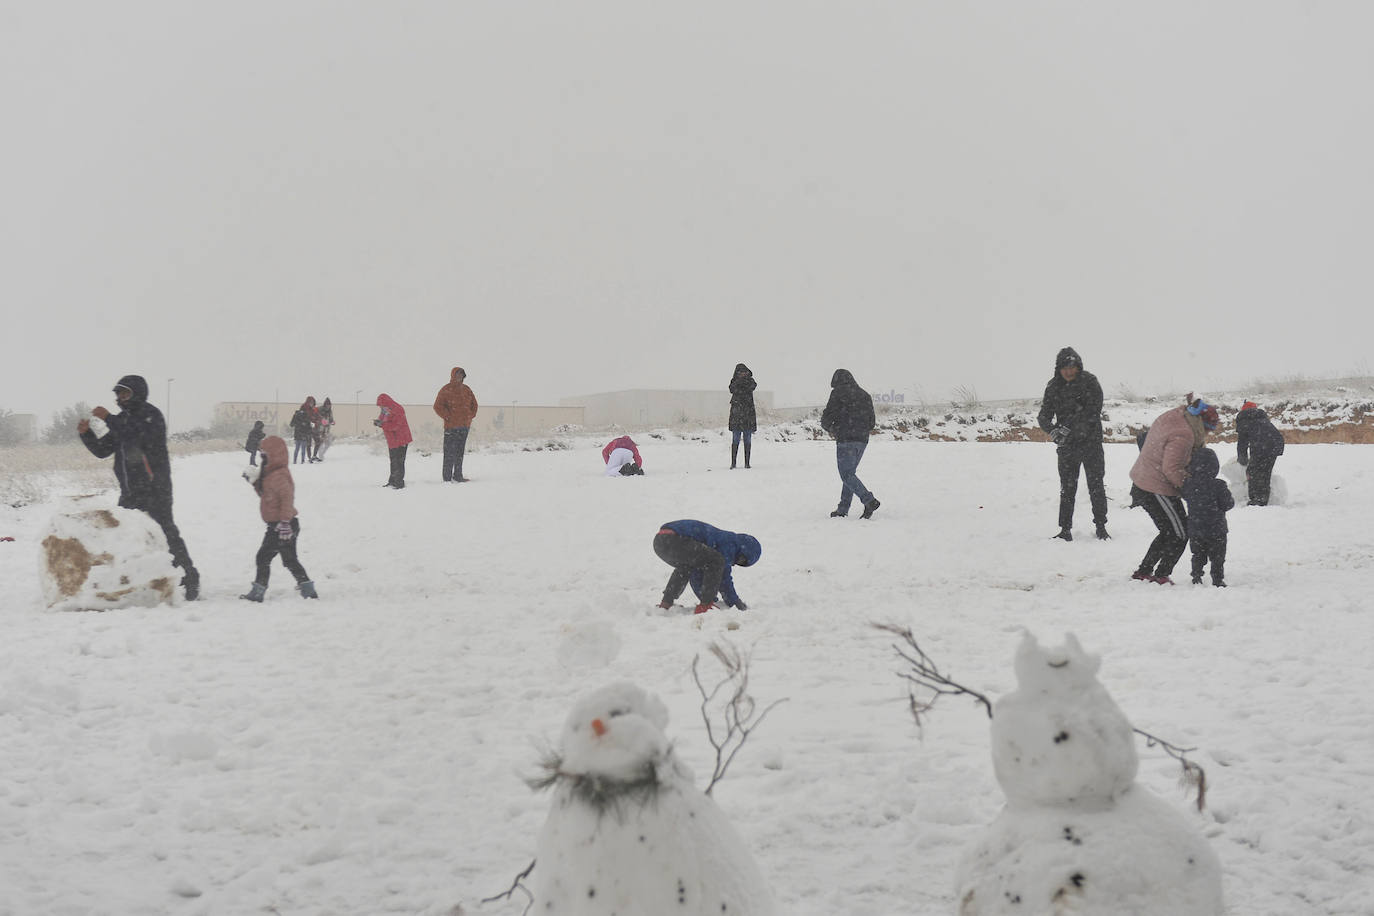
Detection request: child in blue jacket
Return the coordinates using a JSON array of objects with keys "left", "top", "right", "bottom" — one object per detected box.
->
[
  {"left": 1180, "top": 447, "right": 1234, "bottom": 586},
  {"left": 652, "top": 519, "right": 762, "bottom": 614}
]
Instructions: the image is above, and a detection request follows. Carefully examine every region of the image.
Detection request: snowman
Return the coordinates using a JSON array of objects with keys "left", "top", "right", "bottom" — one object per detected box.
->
[
  {"left": 955, "top": 633, "right": 1223, "bottom": 916},
  {"left": 527, "top": 681, "right": 775, "bottom": 915}
]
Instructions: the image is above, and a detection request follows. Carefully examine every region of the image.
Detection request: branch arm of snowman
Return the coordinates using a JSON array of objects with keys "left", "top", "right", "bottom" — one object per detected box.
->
[
  {"left": 876, "top": 622, "right": 1209, "bottom": 811},
  {"left": 480, "top": 857, "right": 535, "bottom": 915},
  {"left": 875, "top": 623, "right": 994, "bottom": 726},
  {"left": 691, "top": 641, "right": 788, "bottom": 797}
]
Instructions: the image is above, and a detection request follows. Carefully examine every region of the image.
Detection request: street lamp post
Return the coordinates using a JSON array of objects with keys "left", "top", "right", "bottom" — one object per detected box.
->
[
  {"left": 355, "top": 389, "right": 363, "bottom": 436},
  {"left": 167, "top": 378, "right": 174, "bottom": 431}
]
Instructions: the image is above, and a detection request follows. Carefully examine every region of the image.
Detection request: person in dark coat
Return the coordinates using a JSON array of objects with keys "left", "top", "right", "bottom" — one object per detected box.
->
[
  {"left": 652, "top": 519, "right": 762, "bottom": 614},
  {"left": 290, "top": 398, "right": 316, "bottom": 465},
  {"left": 728, "top": 363, "right": 757, "bottom": 469},
  {"left": 820, "top": 368, "right": 880, "bottom": 519},
  {"left": 245, "top": 420, "right": 266, "bottom": 466},
  {"left": 1235, "top": 400, "right": 1285, "bottom": 506},
  {"left": 1037, "top": 347, "right": 1109, "bottom": 540},
  {"left": 77, "top": 374, "right": 200, "bottom": 600},
  {"left": 1180, "top": 446, "right": 1234, "bottom": 586}
]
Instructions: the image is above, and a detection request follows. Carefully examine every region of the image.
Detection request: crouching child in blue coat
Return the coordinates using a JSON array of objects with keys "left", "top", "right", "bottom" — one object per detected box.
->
[
  {"left": 653, "top": 519, "right": 762, "bottom": 614},
  {"left": 1181, "top": 447, "right": 1234, "bottom": 587}
]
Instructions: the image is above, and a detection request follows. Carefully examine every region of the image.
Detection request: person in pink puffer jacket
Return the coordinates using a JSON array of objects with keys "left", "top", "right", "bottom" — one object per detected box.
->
[
  {"left": 1127, "top": 397, "right": 1218, "bottom": 584},
  {"left": 375, "top": 394, "right": 413, "bottom": 489}
]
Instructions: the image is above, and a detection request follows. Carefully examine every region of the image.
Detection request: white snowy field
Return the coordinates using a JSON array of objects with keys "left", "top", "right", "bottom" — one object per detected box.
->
[{"left": 1, "top": 433, "right": 1371, "bottom": 915}]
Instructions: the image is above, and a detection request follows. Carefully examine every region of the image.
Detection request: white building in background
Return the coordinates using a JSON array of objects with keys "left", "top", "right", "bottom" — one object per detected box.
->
[{"left": 559, "top": 389, "right": 777, "bottom": 428}]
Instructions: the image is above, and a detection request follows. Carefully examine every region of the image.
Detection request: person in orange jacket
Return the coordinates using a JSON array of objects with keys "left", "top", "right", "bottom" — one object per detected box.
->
[{"left": 433, "top": 367, "right": 478, "bottom": 482}]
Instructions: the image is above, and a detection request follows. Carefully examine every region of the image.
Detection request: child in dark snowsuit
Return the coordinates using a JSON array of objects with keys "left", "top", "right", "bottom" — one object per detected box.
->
[
  {"left": 245, "top": 420, "right": 266, "bottom": 466},
  {"left": 1180, "top": 447, "right": 1234, "bottom": 587},
  {"left": 241, "top": 435, "right": 319, "bottom": 601},
  {"left": 652, "top": 519, "right": 762, "bottom": 614}
]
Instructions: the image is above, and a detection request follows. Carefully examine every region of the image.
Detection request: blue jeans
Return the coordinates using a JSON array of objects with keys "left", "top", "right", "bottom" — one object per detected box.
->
[
  {"left": 835, "top": 440, "right": 873, "bottom": 513},
  {"left": 731, "top": 430, "right": 753, "bottom": 447},
  {"left": 443, "top": 427, "right": 470, "bottom": 480}
]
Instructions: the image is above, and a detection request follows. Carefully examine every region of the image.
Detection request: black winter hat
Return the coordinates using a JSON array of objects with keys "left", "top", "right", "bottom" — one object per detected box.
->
[{"left": 1055, "top": 347, "right": 1083, "bottom": 370}]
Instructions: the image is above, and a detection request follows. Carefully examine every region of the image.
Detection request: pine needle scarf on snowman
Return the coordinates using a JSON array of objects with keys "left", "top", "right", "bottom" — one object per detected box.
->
[{"left": 526, "top": 746, "right": 673, "bottom": 818}]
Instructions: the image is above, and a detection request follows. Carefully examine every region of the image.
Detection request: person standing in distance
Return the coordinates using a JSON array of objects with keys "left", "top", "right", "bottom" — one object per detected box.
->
[
  {"left": 1037, "top": 347, "right": 1109, "bottom": 541},
  {"left": 433, "top": 367, "right": 478, "bottom": 482},
  {"left": 374, "top": 394, "right": 412, "bottom": 489},
  {"left": 77, "top": 374, "right": 201, "bottom": 600},
  {"left": 728, "top": 363, "right": 757, "bottom": 469},
  {"left": 820, "top": 368, "right": 880, "bottom": 519}
]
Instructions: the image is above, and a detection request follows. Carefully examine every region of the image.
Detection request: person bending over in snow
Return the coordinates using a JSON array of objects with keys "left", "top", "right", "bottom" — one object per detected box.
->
[
  {"left": 240, "top": 435, "right": 318, "bottom": 601},
  {"left": 1235, "top": 399, "right": 1285, "bottom": 506},
  {"left": 653, "top": 520, "right": 761, "bottom": 614},
  {"left": 603, "top": 434, "right": 644, "bottom": 476},
  {"left": 1181, "top": 446, "right": 1234, "bottom": 587}
]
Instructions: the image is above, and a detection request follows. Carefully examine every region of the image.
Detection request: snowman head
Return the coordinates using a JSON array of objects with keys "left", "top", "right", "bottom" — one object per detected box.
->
[
  {"left": 990, "top": 632, "right": 1139, "bottom": 807},
  {"left": 558, "top": 681, "right": 673, "bottom": 785}
]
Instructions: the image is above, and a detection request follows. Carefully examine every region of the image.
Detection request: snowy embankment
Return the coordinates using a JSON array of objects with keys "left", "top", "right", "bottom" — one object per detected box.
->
[{"left": 1, "top": 427, "right": 1372, "bottom": 915}]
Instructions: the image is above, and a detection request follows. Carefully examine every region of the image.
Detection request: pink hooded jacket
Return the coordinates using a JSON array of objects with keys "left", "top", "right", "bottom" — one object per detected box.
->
[
  {"left": 1130, "top": 406, "right": 1200, "bottom": 497},
  {"left": 375, "top": 394, "right": 413, "bottom": 449},
  {"left": 255, "top": 436, "right": 298, "bottom": 523}
]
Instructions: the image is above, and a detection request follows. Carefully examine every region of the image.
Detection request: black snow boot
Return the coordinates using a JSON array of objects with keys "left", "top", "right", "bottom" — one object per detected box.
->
[
  {"left": 861, "top": 497, "right": 881, "bottom": 520},
  {"left": 1095, "top": 524, "right": 1110, "bottom": 540},
  {"left": 730, "top": 442, "right": 738, "bottom": 469},
  {"left": 1053, "top": 528, "right": 1072, "bottom": 541},
  {"left": 743, "top": 442, "right": 751, "bottom": 468}
]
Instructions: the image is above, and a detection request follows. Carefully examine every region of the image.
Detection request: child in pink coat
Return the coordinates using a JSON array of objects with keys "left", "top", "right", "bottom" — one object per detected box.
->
[{"left": 375, "top": 394, "right": 413, "bottom": 489}]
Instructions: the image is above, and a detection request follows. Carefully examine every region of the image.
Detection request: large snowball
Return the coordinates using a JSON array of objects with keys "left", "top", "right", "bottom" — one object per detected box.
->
[{"left": 39, "top": 507, "right": 178, "bottom": 612}]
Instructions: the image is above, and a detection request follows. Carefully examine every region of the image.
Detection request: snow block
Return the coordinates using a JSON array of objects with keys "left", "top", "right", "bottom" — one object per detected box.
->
[{"left": 39, "top": 507, "right": 178, "bottom": 612}]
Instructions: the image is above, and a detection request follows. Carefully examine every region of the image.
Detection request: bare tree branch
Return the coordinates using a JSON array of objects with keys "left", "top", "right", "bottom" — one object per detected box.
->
[
  {"left": 874, "top": 622, "right": 994, "bottom": 730},
  {"left": 691, "top": 641, "right": 787, "bottom": 796},
  {"left": 1134, "top": 727, "right": 1209, "bottom": 811},
  {"left": 481, "top": 859, "right": 535, "bottom": 914}
]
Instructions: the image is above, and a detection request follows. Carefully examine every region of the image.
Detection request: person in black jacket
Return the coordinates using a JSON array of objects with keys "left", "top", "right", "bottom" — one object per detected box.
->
[
  {"left": 1037, "top": 347, "right": 1109, "bottom": 541},
  {"left": 820, "top": 368, "right": 880, "bottom": 519},
  {"left": 77, "top": 374, "right": 200, "bottom": 600},
  {"left": 245, "top": 420, "right": 266, "bottom": 466},
  {"left": 728, "top": 363, "right": 757, "bottom": 469},
  {"left": 1180, "top": 446, "right": 1233, "bottom": 586},
  {"left": 289, "top": 398, "right": 315, "bottom": 464},
  {"left": 1235, "top": 400, "right": 1285, "bottom": 506}
]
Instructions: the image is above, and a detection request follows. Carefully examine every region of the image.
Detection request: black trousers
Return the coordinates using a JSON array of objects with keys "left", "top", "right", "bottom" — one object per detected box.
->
[
  {"left": 1246, "top": 456, "right": 1277, "bottom": 506},
  {"left": 442, "top": 427, "right": 470, "bottom": 481},
  {"left": 388, "top": 445, "right": 408, "bottom": 487},
  {"left": 143, "top": 500, "right": 197, "bottom": 584},
  {"left": 1132, "top": 485, "right": 1188, "bottom": 577},
  {"left": 1057, "top": 442, "right": 1108, "bottom": 529},
  {"left": 1189, "top": 533, "right": 1227, "bottom": 583},
  {"left": 254, "top": 517, "right": 309, "bottom": 586},
  {"left": 653, "top": 531, "right": 725, "bottom": 606}
]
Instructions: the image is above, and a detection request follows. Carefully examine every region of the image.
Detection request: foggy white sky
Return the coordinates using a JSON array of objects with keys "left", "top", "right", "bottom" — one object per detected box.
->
[{"left": 5, "top": 2, "right": 1373, "bottom": 431}]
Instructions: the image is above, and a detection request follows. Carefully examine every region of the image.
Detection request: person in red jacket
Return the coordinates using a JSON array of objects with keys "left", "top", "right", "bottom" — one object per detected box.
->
[
  {"left": 240, "top": 435, "right": 317, "bottom": 601},
  {"left": 374, "top": 394, "right": 413, "bottom": 489},
  {"left": 602, "top": 435, "right": 644, "bottom": 476}
]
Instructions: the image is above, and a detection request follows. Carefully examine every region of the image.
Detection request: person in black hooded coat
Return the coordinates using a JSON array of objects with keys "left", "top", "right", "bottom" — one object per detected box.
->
[
  {"left": 245, "top": 420, "right": 266, "bottom": 466},
  {"left": 1235, "top": 400, "right": 1285, "bottom": 506},
  {"left": 820, "top": 368, "right": 880, "bottom": 519},
  {"left": 728, "top": 363, "right": 757, "bottom": 469},
  {"left": 1037, "top": 346, "right": 1109, "bottom": 540},
  {"left": 78, "top": 374, "right": 200, "bottom": 599}
]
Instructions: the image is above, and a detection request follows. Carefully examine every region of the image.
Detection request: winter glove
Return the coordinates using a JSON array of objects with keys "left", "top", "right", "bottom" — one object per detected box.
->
[
  {"left": 276, "top": 520, "right": 294, "bottom": 541},
  {"left": 1050, "top": 426, "right": 1071, "bottom": 446},
  {"left": 372, "top": 418, "right": 383, "bottom": 427},
  {"left": 732, "top": 599, "right": 748, "bottom": 611}
]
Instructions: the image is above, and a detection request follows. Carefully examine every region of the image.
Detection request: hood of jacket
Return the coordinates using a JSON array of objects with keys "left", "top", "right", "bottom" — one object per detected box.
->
[
  {"left": 831, "top": 368, "right": 857, "bottom": 388},
  {"left": 376, "top": 394, "right": 402, "bottom": 411},
  {"left": 251, "top": 420, "right": 265, "bottom": 430},
  {"left": 114, "top": 374, "right": 149, "bottom": 406},
  {"left": 450, "top": 367, "right": 467, "bottom": 383},
  {"left": 1055, "top": 347, "right": 1084, "bottom": 371},
  {"left": 259, "top": 435, "right": 290, "bottom": 470},
  {"left": 734, "top": 363, "right": 751, "bottom": 376},
  {"left": 736, "top": 534, "right": 762, "bottom": 567}
]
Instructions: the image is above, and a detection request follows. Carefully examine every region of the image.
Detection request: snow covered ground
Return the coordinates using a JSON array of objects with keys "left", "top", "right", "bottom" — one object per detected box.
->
[{"left": 1, "top": 431, "right": 1371, "bottom": 915}]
